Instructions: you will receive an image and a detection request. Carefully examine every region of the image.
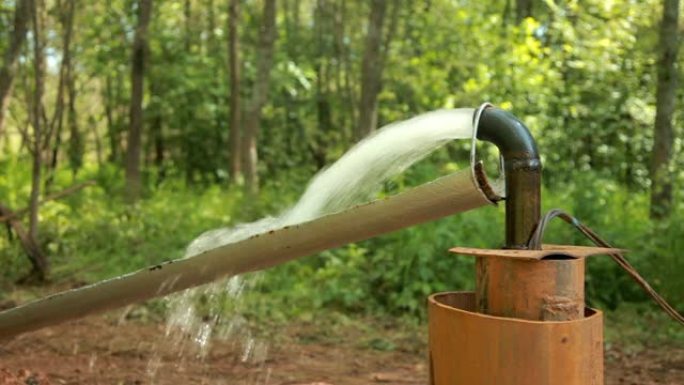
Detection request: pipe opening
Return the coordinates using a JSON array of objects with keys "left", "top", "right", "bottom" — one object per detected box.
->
[{"left": 541, "top": 254, "right": 578, "bottom": 261}]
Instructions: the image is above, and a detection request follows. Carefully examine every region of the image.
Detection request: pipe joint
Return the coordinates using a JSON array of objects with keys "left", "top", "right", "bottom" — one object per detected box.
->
[{"left": 474, "top": 105, "right": 542, "bottom": 249}]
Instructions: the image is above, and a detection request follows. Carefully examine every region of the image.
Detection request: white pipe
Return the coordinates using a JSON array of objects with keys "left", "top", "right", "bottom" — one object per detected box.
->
[{"left": 0, "top": 167, "right": 498, "bottom": 339}]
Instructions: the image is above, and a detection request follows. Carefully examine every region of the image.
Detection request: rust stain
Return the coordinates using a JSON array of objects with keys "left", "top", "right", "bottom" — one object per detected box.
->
[
  {"left": 476, "top": 256, "right": 585, "bottom": 321},
  {"left": 542, "top": 295, "right": 583, "bottom": 321},
  {"left": 429, "top": 292, "right": 604, "bottom": 385}
]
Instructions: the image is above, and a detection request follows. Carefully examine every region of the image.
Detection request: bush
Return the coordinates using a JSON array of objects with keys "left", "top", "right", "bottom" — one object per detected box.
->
[{"left": 0, "top": 163, "right": 681, "bottom": 334}]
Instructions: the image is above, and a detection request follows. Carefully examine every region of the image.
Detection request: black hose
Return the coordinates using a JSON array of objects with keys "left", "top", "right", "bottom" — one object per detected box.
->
[{"left": 528, "top": 209, "right": 684, "bottom": 326}]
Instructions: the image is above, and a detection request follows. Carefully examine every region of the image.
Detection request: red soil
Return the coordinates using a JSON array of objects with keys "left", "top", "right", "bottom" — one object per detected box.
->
[{"left": 0, "top": 315, "right": 681, "bottom": 385}]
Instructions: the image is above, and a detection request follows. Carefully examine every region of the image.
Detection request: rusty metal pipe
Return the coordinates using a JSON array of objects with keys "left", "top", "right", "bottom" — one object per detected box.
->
[{"left": 474, "top": 107, "right": 555, "bottom": 319}]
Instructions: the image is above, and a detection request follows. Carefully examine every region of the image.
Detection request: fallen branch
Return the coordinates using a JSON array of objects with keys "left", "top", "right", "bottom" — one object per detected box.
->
[
  {"left": 0, "top": 202, "right": 48, "bottom": 282},
  {"left": 0, "top": 180, "right": 95, "bottom": 223}
]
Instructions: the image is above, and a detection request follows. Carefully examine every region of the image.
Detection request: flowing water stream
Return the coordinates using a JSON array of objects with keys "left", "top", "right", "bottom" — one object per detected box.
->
[{"left": 154, "top": 108, "right": 477, "bottom": 381}]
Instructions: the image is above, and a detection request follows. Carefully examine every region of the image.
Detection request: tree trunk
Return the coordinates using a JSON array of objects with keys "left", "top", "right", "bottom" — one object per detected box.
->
[
  {"left": 184, "top": 0, "right": 192, "bottom": 52},
  {"left": 27, "top": 0, "right": 49, "bottom": 281},
  {"left": 338, "top": 0, "right": 356, "bottom": 139},
  {"left": 90, "top": 115, "right": 104, "bottom": 166},
  {"left": 67, "top": 53, "right": 83, "bottom": 177},
  {"left": 355, "top": 0, "right": 387, "bottom": 141},
  {"left": 104, "top": 76, "right": 115, "bottom": 161},
  {"left": 285, "top": 0, "right": 301, "bottom": 60},
  {"left": 125, "top": 0, "right": 153, "bottom": 203},
  {"left": 207, "top": 0, "right": 216, "bottom": 53},
  {"left": 152, "top": 112, "right": 165, "bottom": 182},
  {"left": 0, "top": 0, "right": 31, "bottom": 137},
  {"left": 381, "top": 1, "right": 400, "bottom": 70},
  {"left": 45, "top": 0, "right": 77, "bottom": 191},
  {"left": 62, "top": 0, "right": 82, "bottom": 178},
  {"left": 311, "top": 0, "right": 332, "bottom": 169},
  {"left": 515, "top": 0, "right": 533, "bottom": 22},
  {"left": 228, "top": 0, "right": 242, "bottom": 183},
  {"left": 332, "top": 0, "right": 349, "bottom": 130},
  {"left": 0, "top": 203, "right": 48, "bottom": 283},
  {"left": 149, "top": 81, "right": 165, "bottom": 183},
  {"left": 242, "top": 0, "right": 277, "bottom": 195},
  {"left": 650, "top": 0, "right": 680, "bottom": 219}
]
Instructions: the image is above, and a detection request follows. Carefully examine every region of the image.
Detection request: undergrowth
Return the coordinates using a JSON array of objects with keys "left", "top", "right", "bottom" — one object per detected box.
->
[{"left": 0, "top": 161, "right": 682, "bottom": 347}]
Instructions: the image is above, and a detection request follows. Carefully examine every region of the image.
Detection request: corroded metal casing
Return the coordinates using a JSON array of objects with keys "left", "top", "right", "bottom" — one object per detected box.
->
[
  {"left": 477, "top": 256, "right": 585, "bottom": 320},
  {"left": 457, "top": 244, "right": 623, "bottom": 322},
  {"left": 427, "top": 245, "right": 620, "bottom": 385},
  {"left": 428, "top": 292, "right": 604, "bottom": 385}
]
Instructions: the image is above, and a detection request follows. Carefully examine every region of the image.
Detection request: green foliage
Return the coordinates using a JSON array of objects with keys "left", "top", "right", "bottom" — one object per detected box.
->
[
  {"left": 605, "top": 302, "right": 684, "bottom": 348},
  {"left": 0, "top": 0, "right": 682, "bottom": 344},
  {"left": 247, "top": 170, "right": 684, "bottom": 322},
  {"left": 0, "top": 163, "right": 244, "bottom": 283},
  {"left": 1, "top": 160, "right": 682, "bottom": 346}
]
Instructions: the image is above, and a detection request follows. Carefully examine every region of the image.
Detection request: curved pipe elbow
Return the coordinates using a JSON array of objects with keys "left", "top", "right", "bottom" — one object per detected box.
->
[
  {"left": 474, "top": 105, "right": 542, "bottom": 249},
  {"left": 476, "top": 106, "right": 540, "bottom": 163}
]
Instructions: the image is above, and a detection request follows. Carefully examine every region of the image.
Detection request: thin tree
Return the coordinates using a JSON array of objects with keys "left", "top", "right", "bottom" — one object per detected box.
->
[
  {"left": 242, "top": 0, "right": 277, "bottom": 194},
  {"left": 0, "top": 0, "right": 31, "bottom": 137},
  {"left": 46, "top": 0, "right": 77, "bottom": 190},
  {"left": 184, "top": 0, "right": 192, "bottom": 52},
  {"left": 336, "top": 0, "right": 356, "bottom": 136},
  {"left": 125, "top": 0, "right": 153, "bottom": 202},
  {"left": 66, "top": 40, "right": 83, "bottom": 177},
  {"left": 27, "top": 0, "right": 49, "bottom": 280},
  {"left": 104, "top": 75, "right": 119, "bottom": 162},
  {"left": 515, "top": 0, "right": 533, "bottom": 22},
  {"left": 650, "top": 0, "right": 680, "bottom": 219},
  {"left": 355, "top": 0, "right": 387, "bottom": 141},
  {"left": 62, "top": 0, "right": 83, "bottom": 177},
  {"left": 311, "top": 0, "right": 332, "bottom": 169},
  {"left": 228, "top": 0, "right": 242, "bottom": 183},
  {"left": 207, "top": 0, "right": 216, "bottom": 53},
  {"left": 149, "top": 82, "right": 165, "bottom": 183}
]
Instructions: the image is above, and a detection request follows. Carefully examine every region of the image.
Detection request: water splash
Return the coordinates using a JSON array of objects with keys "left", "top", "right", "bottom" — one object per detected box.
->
[
  {"left": 183, "top": 108, "right": 475, "bottom": 256},
  {"left": 162, "top": 108, "right": 476, "bottom": 377}
]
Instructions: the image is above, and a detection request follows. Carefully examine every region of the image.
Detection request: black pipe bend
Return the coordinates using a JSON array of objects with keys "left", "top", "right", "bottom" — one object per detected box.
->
[
  {"left": 474, "top": 105, "right": 542, "bottom": 249},
  {"left": 476, "top": 106, "right": 540, "bottom": 162}
]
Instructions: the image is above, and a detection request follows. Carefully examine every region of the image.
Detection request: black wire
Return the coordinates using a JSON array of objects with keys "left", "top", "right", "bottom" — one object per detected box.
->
[{"left": 528, "top": 209, "right": 684, "bottom": 326}]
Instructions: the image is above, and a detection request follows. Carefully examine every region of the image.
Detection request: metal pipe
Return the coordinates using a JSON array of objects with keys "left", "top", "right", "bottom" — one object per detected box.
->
[
  {"left": 473, "top": 106, "right": 543, "bottom": 317},
  {"left": 0, "top": 167, "right": 499, "bottom": 340},
  {"left": 476, "top": 106, "right": 541, "bottom": 249}
]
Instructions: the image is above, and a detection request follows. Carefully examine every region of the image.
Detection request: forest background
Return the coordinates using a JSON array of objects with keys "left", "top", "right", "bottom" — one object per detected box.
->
[{"left": 0, "top": 0, "right": 682, "bottom": 347}]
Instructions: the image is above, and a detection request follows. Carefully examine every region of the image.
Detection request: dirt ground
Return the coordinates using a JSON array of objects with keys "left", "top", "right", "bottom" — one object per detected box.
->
[{"left": 0, "top": 314, "right": 682, "bottom": 385}]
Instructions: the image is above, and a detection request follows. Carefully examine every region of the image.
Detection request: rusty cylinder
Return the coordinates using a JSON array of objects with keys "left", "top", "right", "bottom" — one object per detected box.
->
[
  {"left": 476, "top": 257, "right": 585, "bottom": 321},
  {"left": 428, "top": 292, "right": 604, "bottom": 385},
  {"left": 428, "top": 245, "right": 614, "bottom": 385}
]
